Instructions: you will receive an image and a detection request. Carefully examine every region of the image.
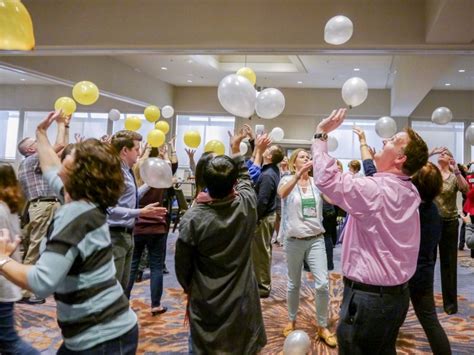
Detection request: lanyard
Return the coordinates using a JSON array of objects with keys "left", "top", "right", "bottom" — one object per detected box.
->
[{"left": 297, "top": 179, "right": 318, "bottom": 220}]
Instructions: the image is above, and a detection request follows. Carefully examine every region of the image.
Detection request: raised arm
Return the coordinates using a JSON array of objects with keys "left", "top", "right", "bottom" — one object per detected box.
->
[{"left": 36, "top": 111, "right": 63, "bottom": 173}]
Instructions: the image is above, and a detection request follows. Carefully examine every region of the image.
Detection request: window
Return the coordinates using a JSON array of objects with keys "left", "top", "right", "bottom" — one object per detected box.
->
[
  {"left": 23, "top": 111, "right": 109, "bottom": 143},
  {"left": 328, "top": 119, "right": 385, "bottom": 172},
  {"left": 412, "top": 121, "right": 464, "bottom": 164},
  {"left": 0, "top": 111, "right": 20, "bottom": 160},
  {"left": 175, "top": 115, "right": 235, "bottom": 168}
]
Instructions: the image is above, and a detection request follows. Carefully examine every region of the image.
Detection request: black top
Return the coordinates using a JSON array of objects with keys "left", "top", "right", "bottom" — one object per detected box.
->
[
  {"left": 409, "top": 201, "right": 442, "bottom": 291},
  {"left": 255, "top": 164, "right": 281, "bottom": 220}
]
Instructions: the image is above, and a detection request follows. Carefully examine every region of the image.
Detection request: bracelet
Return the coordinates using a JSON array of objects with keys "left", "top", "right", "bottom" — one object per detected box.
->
[{"left": 65, "top": 125, "right": 70, "bottom": 128}]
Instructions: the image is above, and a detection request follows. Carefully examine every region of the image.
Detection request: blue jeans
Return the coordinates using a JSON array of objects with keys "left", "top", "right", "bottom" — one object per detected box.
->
[
  {"left": 0, "top": 302, "right": 39, "bottom": 355},
  {"left": 57, "top": 324, "right": 138, "bottom": 354},
  {"left": 126, "top": 234, "right": 166, "bottom": 308},
  {"left": 285, "top": 236, "right": 329, "bottom": 327}
]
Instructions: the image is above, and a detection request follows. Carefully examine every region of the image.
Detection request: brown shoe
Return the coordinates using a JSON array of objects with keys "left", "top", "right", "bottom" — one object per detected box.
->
[
  {"left": 317, "top": 328, "right": 337, "bottom": 347},
  {"left": 283, "top": 323, "right": 295, "bottom": 337}
]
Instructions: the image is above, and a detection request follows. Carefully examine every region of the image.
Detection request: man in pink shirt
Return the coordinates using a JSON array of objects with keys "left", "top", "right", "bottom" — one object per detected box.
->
[{"left": 312, "top": 109, "right": 428, "bottom": 354}]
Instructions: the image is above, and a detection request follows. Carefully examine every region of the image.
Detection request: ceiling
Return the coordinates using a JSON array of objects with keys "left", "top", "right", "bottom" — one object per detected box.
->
[
  {"left": 114, "top": 54, "right": 473, "bottom": 90},
  {"left": 0, "top": 67, "right": 55, "bottom": 85}
]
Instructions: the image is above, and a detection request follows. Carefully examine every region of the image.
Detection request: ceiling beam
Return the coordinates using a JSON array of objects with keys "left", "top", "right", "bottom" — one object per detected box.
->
[
  {"left": 0, "top": 56, "right": 173, "bottom": 107},
  {"left": 12, "top": 0, "right": 472, "bottom": 55},
  {"left": 390, "top": 55, "right": 454, "bottom": 117}
]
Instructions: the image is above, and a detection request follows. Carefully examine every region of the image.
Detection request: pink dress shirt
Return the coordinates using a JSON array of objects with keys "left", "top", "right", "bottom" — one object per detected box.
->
[{"left": 312, "top": 140, "right": 421, "bottom": 286}]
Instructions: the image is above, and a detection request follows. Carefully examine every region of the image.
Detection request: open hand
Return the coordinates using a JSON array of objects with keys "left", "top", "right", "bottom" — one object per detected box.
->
[{"left": 316, "top": 108, "right": 347, "bottom": 134}]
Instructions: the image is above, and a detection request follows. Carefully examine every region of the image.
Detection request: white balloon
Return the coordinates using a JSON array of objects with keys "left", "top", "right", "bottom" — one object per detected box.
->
[
  {"left": 270, "top": 127, "right": 285, "bottom": 142},
  {"left": 328, "top": 136, "right": 338, "bottom": 152},
  {"left": 431, "top": 107, "right": 453, "bottom": 125},
  {"left": 283, "top": 330, "right": 311, "bottom": 355},
  {"left": 466, "top": 124, "right": 474, "bottom": 145},
  {"left": 324, "top": 15, "right": 354, "bottom": 45},
  {"left": 255, "top": 88, "right": 286, "bottom": 119},
  {"left": 342, "top": 77, "right": 368, "bottom": 108},
  {"left": 239, "top": 141, "right": 248, "bottom": 155},
  {"left": 375, "top": 116, "right": 397, "bottom": 138},
  {"left": 140, "top": 158, "right": 173, "bottom": 188},
  {"left": 161, "top": 105, "right": 174, "bottom": 119},
  {"left": 217, "top": 74, "right": 256, "bottom": 118},
  {"left": 108, "top": 109, "right": 121, "bottom": 121}
]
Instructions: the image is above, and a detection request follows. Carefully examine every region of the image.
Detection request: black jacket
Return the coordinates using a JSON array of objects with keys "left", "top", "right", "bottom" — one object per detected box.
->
[{"left": 255, "top": 164, "right": 280, "bottom": 220}]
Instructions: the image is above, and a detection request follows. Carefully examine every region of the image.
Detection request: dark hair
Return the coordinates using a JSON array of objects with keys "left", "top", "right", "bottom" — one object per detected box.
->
[
  {"left": 348, "top": 160, "right": 361, "bottom": 173},
  {"left": 195, "top": 152, "right": 214, "bottom": 198},
  {"left": 411, "top": 162, "right": 442, "bottom": 202},
  {"left": 203, "top": 155, "right": 238, "bottom": 199},
  {"left": 402, "top": 128, "right": 429, "bottom": 176},
  {"left": 271, "top": 145, "right": 284, "bottom": 165},
  {"left": 111, "top": 130, "right": 142, "bottom": 153},
  {"left": 64, "top": 139, "right": 124, "bottom": 211},
  {"left": 0, "top": 163, "right": 24, "bottom": 214},
  {"left": 60, "top": 143, "right": 77, "bottom": 162}
]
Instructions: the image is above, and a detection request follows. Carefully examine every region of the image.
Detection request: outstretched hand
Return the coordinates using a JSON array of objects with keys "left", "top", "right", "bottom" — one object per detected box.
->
[
  {"left": 37, "top": 111, "right": 61, "bottom": 134},
  {"left": 0, "top": 228, "right": 21, "bottom": 258},
  {"left": 316, "top": 108, "right": 347, "bottom": 134},
  {"left": 352, "top": 126, "right": 367, "bottom": 143}
]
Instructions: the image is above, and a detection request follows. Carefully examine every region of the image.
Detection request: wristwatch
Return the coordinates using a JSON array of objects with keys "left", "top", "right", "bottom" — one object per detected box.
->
[
  {"left": 0, "top": 257, "right": 12, "bottom": 271},
  {"left": 313, "top": 133, "right": 328, "bottom": 141}
]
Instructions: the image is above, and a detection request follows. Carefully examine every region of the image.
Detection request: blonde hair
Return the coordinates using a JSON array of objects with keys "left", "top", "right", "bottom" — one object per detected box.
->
[{"left": 288, "top": 149, "right": 309, "bottom": 174}]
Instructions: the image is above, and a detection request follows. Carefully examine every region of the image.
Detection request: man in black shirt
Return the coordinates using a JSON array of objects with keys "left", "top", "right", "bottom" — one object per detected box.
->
[{"left": 252, "top": 144, "right": 284, "bottom": 297}]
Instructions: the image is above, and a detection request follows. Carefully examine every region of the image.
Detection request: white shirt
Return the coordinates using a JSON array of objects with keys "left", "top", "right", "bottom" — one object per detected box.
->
[{"left": 279, "top": 175, "right": 325, "bottom": 239}]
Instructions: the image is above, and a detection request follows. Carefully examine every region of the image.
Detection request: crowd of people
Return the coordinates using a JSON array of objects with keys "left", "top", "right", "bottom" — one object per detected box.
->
[{"left": 0, "top": 107, "right": 472, "bottom": 354}]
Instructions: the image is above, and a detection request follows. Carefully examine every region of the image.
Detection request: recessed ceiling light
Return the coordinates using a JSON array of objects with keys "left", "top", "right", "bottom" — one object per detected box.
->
[
  {"left": 297, "top": 81, "right": 303, "bottom": 84},
  {"left": 134, "top": 68, "right": 141, "bottom": 73},
  {"left": 353, "top": 68, "right": 360, "bottom": 71},
  {"left": 187, "top": 59, "right": 193, "bottom": 64},
  {"left": 187, "top": 79, "right": 193, "bottom": 83},
  {"left": 20, "top": 78, "right": 26, "bottom": 81},
  {"left": 458, "top": 69, "right": 466, "bottom": 73},
  {"left": 445, "top": 83, "right": 451, "bottom": 86},
  {"left": 161, "top": 67, "right": 168, "bottom": 70}
]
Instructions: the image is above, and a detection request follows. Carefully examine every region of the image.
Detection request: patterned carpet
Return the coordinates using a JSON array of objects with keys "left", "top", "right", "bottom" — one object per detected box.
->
[{"left": 14, "top": 237, "right": 474, "bottom": 354}]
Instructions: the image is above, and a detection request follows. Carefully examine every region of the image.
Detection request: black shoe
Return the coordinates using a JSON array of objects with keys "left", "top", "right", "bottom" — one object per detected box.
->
[
  {"left": 135, "top": 270, "right": 144, "bottom": 283},
  {"left": 163, "top": 267, "right": 170, "bottom": 274},
  {"left": 17, "top": 296, "right": 45, "bottom": 305}
]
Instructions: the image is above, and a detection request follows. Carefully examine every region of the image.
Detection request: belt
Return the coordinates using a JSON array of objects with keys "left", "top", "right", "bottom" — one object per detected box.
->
[
  {"left": 343, "top": 277, "right": 408, "bottom": 295},
  {"left": 30, "top": 196, "right": 60, "bottom": 203},
  {"left": 289, "top": 233, "right": 323, "bottom": 241},
  {"left": 109, "top": 226, "right": 134, "bottom": 234}
]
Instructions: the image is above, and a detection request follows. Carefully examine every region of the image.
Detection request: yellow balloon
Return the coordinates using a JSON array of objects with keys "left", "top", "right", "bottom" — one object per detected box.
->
[
  {"left": 147, "top": 129, "right": 165, "bottom": 148},
  {"left": 0, "top": 0, "right": 35, "bottom": 50},
  {"left": 204, "top": 140, "right": 225, "bottom": 156},
  {"left": 144, "top": 105, "right": 161, "bottom": 122},
  {"left": 72, "top": 81, "right": 99, "bottom": 105},
  {"left": 54, "top": 97, "right": 76, "bottom": 116},
  {"left": 124, "top": 116, "right": 142, "bottom": 131},
  {"left": 183, "top": 131, "right": 201, "bottom": 148},
  {"left": 236, "top": 67, "right": 256, "bottom": 86},
  {"left": 155, "top": 120, "right": 170, "bottom": 134}
]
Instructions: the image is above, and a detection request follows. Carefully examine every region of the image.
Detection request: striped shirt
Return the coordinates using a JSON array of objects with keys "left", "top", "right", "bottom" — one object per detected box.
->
[
  {"left": 27, "top": 200, "right": 137, "bottom": 351},
  {"left": 18, "top": 153, "right": 55, "bottom": 201}
]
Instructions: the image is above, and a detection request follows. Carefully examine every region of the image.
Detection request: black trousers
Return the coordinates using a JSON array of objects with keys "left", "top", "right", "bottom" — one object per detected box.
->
[
  {"left": 337, "top": 285, "right": 409, "bottom": 355},
  {"left": 322, "top": 212, "right": 337, "bottom": 270},
  {"left": 437, "top": 218, "right": 459, "bottom": 314},
  {"left": 409, "top": 285, "right": 451, "bottom": 355}
]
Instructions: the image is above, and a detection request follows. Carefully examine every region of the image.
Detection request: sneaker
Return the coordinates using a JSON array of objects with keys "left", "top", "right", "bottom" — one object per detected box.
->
[{"left": 17, "top": 296, "right": 46, "bottom": 305}]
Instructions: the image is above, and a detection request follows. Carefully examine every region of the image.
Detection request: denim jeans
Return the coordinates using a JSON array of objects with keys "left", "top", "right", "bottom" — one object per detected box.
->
[
  {"left": 337, "top": 285, "right": 410, "bottom": 355},
  {"left": 57, "top": 324, "right": 138, "bottom": 354},
  {"left": 285, "top": 236, "right": 329, "bottom": 327},
  {"left": 126, "top": 233, "right": 167, "bottom": 308},
  {"left": 0, "top": 302, "right": 39, "bottom": 355}
]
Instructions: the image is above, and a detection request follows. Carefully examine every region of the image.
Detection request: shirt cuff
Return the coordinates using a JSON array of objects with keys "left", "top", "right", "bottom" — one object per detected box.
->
[{"left": 312, "top": 139, "right": 328, "bottom": 154}]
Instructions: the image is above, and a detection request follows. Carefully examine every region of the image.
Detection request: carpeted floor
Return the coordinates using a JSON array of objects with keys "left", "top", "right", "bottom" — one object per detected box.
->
[{"left": 15, "top": 233, "right": 474, "bottom": 354}]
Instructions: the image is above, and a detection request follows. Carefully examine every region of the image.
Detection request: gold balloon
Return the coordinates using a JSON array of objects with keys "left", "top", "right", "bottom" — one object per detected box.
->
[
  {"left": 124, "top": 116, "right": 142, "bottom": 131},
  {"left": 183, "top": 131, "right": 201, "bottom": 148},
  {"left": 204, "top": 140, "right": 225, "bottom": 155},
  {"left": 72, "top": 81, "right": 99, "bottom": 105},
  {"left": 144, "top": 105, "right": 161, "bottom": 122},
  {"left": 147, "top": 129, "right": 165, "bottom": 148},
  {"left": 54, "top": 97, "right": 76, "bottom": 116},
  {"left": 236, "top": 67, "right": 256, "bottom": 86},
  {"left": 0, "top": 0, "right": 35, "bottom": 50},
  {"left": 155, "top": 120, "right": 170, "bottom": 134}
]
